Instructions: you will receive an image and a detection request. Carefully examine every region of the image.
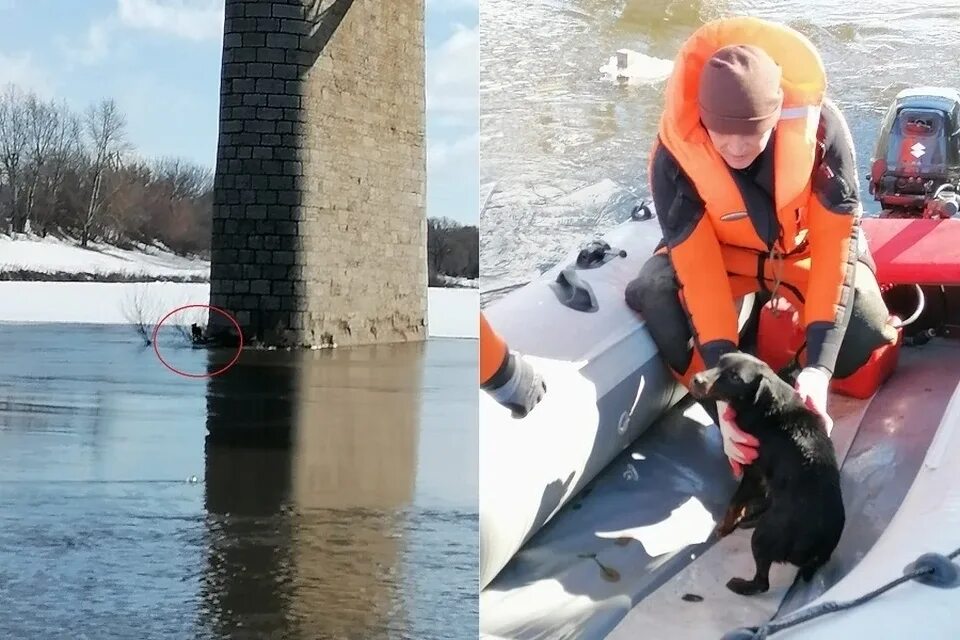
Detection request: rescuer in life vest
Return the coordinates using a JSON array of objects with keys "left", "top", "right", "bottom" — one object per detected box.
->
[
  {"left": 624, "top": 17, "right": 899, "bottom": 475},
  {"left": 481, "top": 312, "right": 546, "bottom": 418}
]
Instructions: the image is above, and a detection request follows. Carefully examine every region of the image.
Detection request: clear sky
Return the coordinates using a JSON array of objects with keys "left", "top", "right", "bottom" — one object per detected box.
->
[{"left": 0, "top": 0, "right": 478, "bottom": 225}]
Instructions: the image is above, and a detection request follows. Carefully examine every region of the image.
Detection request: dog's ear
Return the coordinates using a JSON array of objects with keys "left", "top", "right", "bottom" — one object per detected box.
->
[
  {"left": 753, "top": 375, "right": 775, "bottom": 406},
  {"left": 755, "top": 371, "right": 794, "bottom": 409}
]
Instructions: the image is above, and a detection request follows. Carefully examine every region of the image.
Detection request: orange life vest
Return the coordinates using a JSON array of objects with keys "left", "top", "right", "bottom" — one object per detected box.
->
[
  {"left": 658, "top": 16, "right": 826, "bottom": 255},
  {"left": 652, "top": 17, "right": 857, "bottom": 348}
]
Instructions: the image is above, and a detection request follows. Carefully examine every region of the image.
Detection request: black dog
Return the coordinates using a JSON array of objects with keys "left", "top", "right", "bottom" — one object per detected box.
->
[{"left": 690, "top": 352, "right": 845, "bottom": 596}]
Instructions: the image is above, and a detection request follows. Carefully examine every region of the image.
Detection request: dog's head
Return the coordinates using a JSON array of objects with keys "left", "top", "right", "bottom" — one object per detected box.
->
[{"left": 690, "top": 352, "right": 790, "bottom": 408}]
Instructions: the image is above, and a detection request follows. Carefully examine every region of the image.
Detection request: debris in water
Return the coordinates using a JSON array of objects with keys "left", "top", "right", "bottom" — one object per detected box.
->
[
  {"left": 599, "top": 49, "right": 674, "bottom": 84},
  {"left": 682, "top": 593, "right": 704, "bottom": 602}
]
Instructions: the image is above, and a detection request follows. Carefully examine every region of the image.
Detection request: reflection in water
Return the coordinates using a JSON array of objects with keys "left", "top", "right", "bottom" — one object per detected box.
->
[
  {"left": 202, "top": 343, "right": 425, "bottom": 639},
  {"left": 205, "top": 349, "right": 300, "bottom": 445},
  {"left": 202, "top": 444, "right": 296, "bottom": 639},
  {"left": 0, "top": 324, "right": 476, "bottom": 640}
]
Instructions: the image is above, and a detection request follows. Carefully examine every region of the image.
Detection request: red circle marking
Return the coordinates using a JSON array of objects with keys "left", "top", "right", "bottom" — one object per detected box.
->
[{"left": 152, "top": 304, "right": 244, "bottom": 378}]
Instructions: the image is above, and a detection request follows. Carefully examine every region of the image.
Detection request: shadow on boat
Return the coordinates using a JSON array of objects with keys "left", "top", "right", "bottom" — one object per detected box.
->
[{"left": 482, "top": 340, "right": 960, "bottom": 639}]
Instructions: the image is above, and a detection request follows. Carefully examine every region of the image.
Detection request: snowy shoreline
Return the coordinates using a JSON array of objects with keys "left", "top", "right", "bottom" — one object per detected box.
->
[
  {"left": 0, "top": 282, "right": 478, "bottom": 339},
  {"left": 1, "top": 233, "right": 478, "bottom": 287},
  {"left": 0, "top": 234, "right": 478, "bottom": 338},
  {"left": 0, "top": 233, "right": 209, "bottom": 280}
]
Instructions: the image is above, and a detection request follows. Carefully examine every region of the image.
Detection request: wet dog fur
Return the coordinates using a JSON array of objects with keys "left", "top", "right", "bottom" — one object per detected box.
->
[{"left": 690, "top": 352, "right": 845, "bottom": 596}]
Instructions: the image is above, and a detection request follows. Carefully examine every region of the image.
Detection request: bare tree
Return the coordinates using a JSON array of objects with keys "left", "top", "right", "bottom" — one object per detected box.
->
[
  {"left": 0, "top": 84, "right": 28, "bottom": 233},
  {"left": 150, "top": 156, "right": 214, "bottom": 253},
  {"left": 427, "top": 217, "right": 457, "bottom": 275},
  {"left": 121, "top": 284, "right": 161, "bottom": 346},
  {"left": 426, "top": 217, "right": 479, "bottom": 285},
  {"left": 39, "top": 103, "right": 82, "bottom": 236},
  {"left": 102, "top": 160, "right": 155, "bottom": 245},
  {"left": 22, "top": 93, "right": 58, "bottom": 233},
  {"left": 154, "top": 156, "right": 212, "bottom": 200},
  {"left": 82, "top": 99, "right": 129, "bottom": 247},
  {"left": 122, "top": 285, "right": 208, "bottom": 347},
  {"left": 0, "top": 82, "right": 214, "bottom": 254}
]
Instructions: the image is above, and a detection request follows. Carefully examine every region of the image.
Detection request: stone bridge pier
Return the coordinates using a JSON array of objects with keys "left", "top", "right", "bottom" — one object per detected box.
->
[{"left": 209, "top": 0, "right": 427, "bottom": 348}]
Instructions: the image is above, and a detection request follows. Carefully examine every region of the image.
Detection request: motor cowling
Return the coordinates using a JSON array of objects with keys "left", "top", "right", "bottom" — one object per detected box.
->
[{"left": 870, "top": 88, "right": 960, "bottom": 217}]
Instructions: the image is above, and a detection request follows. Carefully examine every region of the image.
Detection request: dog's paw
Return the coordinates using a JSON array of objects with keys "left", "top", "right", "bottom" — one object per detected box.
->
[
  {"left": 716, "top": 505, "right": 747, "bottom": 537},
  {"left": 726, "top": 577, "right": 769, "bottom": 596}
]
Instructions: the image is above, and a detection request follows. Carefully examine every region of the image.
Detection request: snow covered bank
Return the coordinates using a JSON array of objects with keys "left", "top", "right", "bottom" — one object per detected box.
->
[
  {"left": 0, "top": 234, "right": 478, "bottom": 289},
  {"left": 0, "top": 282, "right": 478, "bottom": 339},
  {"left": 0, "top": 234, "right": 478, "bottom": 338},
  {"left": 0, "top": 233, "right": 208, "bottom": 280},
  {"left": 425, "top": 287, "right": 478, "bottom": 338},
  {"left": 435, "top": 274, "right": 479, "bottom": 288},
  {"left": 0, "top": 282, "right": 207, "bottom": 326}
]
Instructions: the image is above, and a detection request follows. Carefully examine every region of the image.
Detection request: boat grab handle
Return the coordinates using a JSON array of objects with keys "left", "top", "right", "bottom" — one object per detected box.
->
[{"left": 551, "top": 268, "right": 599, "bottom": 313}]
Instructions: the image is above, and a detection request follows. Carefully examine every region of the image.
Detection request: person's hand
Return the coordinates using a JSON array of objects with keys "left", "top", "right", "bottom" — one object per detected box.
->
[
  {"left": 795, "top": 366, "right": 834, "bottom": 436},
  {"left": 717, "top": 400, "right": 759, "bottom": 477},
  {"left": 489, "top": 352, "right": 547, "bottom": 419}
]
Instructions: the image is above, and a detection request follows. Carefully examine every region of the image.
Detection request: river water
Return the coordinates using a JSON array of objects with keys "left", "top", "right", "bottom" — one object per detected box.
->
[
  {"left": 0, "top": 322, "right": 477, "bottom": 639},
  {"left": 479, "top": 0, "right": 960, "bottom": 290}
]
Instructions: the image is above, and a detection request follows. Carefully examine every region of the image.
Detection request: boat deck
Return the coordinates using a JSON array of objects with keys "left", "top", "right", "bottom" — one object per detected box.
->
[{"left": 480, "top": 339, "right": 960, "bottom": 640}]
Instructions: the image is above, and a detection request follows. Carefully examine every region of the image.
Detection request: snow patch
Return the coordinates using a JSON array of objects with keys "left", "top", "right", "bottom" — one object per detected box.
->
[
  {"left": 436, "top": 274, "right": 479, "bottom": 288},
  {"left": 426, "top": 287, "right": 478, "bottom": 338},
  {"left": 0, "top": 234, "right": 478, "bottom": 338},
  {"left": 0, "top": 282, "right": 479, "bottom": 339},
  {"left": 0, "top": 233, "right": 208, "bottom": 279}
]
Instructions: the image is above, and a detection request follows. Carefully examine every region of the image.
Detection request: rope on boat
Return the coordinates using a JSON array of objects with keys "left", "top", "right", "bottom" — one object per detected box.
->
[{"left": 721, "top": 547, "right": 960, "bottom": 640}]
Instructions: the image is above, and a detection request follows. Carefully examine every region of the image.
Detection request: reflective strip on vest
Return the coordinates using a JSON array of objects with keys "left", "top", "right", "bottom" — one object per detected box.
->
[{"left": 780, "top": 105, "right": 817, "bottom": 120}]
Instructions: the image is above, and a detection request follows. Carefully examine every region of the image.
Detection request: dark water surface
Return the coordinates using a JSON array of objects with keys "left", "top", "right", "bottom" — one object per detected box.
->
[
  {"left": 0, "top": 323, "right": 477, "bottom": 639},
  {"left": 481, "top": 0, "right": 960, "bottom": 288}
]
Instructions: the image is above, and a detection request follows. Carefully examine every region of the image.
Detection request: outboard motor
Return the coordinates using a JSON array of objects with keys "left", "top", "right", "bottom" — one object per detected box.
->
[{"left": 870, "top": 87, "right": 960, "bottom": 217}]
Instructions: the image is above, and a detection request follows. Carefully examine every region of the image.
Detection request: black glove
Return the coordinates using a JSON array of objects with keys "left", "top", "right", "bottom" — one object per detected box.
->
[{"left": 484, "top": 352, "right": 547, "bottom": 419}]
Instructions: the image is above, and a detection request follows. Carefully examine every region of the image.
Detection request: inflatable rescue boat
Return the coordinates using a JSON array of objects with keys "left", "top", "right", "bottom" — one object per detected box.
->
[{"left": 479, "top": 87, "right": 960, "bottom": 639}]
